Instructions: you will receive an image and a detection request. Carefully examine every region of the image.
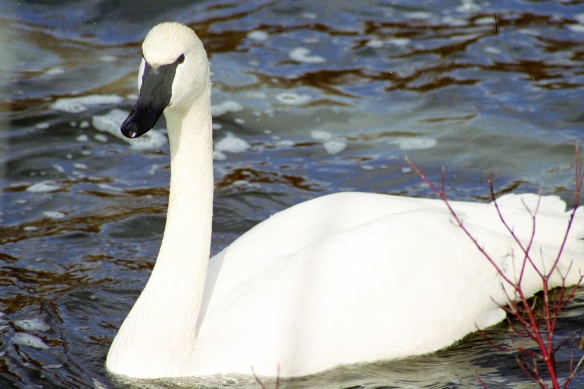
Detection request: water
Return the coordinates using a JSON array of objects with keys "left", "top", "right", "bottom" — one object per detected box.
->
[{"left": 2, "top": 0, "right": 584, "bottom": 387}]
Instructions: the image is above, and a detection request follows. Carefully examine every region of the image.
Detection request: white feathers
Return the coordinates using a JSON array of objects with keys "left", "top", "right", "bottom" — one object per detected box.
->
[{"left": 106, "top": 22, "right": 584, "bottom": 380}]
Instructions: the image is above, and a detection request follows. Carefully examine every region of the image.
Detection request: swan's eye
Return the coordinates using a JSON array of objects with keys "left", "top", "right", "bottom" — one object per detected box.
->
[{"left": 177, "top": 54, "right": 185, "bottom": 64}]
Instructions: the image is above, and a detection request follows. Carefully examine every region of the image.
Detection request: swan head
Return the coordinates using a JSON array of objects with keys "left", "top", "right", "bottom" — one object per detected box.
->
[{"left": 121, "top": 22, "right": 209, "bottom": 138}]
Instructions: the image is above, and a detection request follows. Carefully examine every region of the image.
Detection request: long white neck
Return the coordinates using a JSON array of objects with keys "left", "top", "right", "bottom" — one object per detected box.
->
[{"left": 107, "top": 82, "right": 213, "bottom": 378}]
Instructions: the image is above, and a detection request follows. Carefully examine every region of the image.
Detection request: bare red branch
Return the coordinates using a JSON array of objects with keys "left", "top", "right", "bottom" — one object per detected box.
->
[{"left": 406, "top": 144, "right": 584, "bottom": 388}]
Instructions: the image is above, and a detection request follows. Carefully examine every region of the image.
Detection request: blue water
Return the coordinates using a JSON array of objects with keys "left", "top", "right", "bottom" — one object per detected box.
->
[{"left": 2, "top": 0, "right": 584, "bottom": 387}]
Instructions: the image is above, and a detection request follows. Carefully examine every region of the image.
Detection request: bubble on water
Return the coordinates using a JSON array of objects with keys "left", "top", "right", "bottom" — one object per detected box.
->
[
  {"left": 97, "top": 183, "right": 123, "bottom": 193},
  {"left": 13, "top": 333, "right": 49, "bottom": 349},
  {"left": 94, "top": 134, "right": 108, "bottom": 143},
  {"left": 366, "top": 39, "right": 383, "bottom": 48},
  {"left": 310, "top": 130, "right": 333, "bottom": 141},
  {"left": 484, "top": 46, "right": 501, "bottom": 55},
  {"left": 275, "top": 139, "right": 295, "bottom": 148},
  {"left": 213, "top": 151, "right": 227, "bottom": 161},
  {"left": 100, "top": 55, "right": 117, "bottom": 62},
  {"left": 50, "top": 94, "right": 124, "bottom": 113},
  {"left": 43, "top": 211, "right": 66, "bottom": 219},
  {"left": 475, "top": 16, "right": 496, "bottom": 25},
  {"left": 289, "top": 47, "right": 326, "bottom": 64},
  {"left": 323, "top": 140, "right": 347, "bottom": 155},
  {"left": 215, "top": 133, "right": 250, "bottom": 153},
  {"left": 276, "top": 93, "right": 312, "bottom": 105},
  {"left": 15, "top": 318, "right": 50, "bottom": 332},
  {"left": 27, "top": 181, "right": 61, "bottom": 193},
  {"left": 567, "top": 23, "right": 584, "bottom": 34},
  {"left": 248, "top": 30, "right": 269, "bottom": 41},
  {"left": 392, "top": 137, "right": 437, "bottom": 151},
  {"left": 44, "top": 67, "right": 65, "bottom": 76},
  {"left": 35, "top": 122, "right": 50, "bottom": 129},
  {"left": 388, "top": 38, "right": 411, "bottom": 47},
  {"left": 211, "top": 101, "right": 243, "bottom": 117},
  {"left": 403, "top": 11, "right": 433, "bottom": 20}
]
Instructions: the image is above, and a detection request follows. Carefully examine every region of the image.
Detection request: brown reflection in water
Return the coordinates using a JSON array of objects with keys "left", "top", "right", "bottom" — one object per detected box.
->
[
  {"left": 216, "top": 167, "right": 320, "bottom": 191},
  {"left": 196, "top": 9, "right": 584, "bottom": 97},
  {"left": 0, "top": 200, "right": 165, "bottom": 245},
  {"left": 0, "top": 261, "right": 109, "bottom": 314}
]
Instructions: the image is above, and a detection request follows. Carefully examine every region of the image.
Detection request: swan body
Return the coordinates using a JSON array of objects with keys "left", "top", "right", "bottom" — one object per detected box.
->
[{"left": 106, "top": 22, "right": 584, "bottom": 379}]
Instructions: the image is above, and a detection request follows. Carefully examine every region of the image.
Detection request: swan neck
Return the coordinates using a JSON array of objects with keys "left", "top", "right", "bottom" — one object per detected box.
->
[{"left": 107, "top": 81, "right": 214, "bottom": 378}]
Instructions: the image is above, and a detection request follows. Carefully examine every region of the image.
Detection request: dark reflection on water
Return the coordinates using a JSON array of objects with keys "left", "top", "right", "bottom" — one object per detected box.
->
[{"left": 2, "top": 0, "right": 584, "bottom": 387}]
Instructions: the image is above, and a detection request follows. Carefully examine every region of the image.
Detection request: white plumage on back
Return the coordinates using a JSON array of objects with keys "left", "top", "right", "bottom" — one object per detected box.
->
[{"left": 106, "top": 22, "right": 584, "bottom": 379}]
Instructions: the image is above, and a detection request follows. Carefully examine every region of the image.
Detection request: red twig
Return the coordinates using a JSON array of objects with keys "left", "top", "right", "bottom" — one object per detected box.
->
[
  {"left": 405, "top": 144, "right": 584, "bottom": 388},
  {"left": 252, "top": 366, "right": 280, "bottom": 389}
]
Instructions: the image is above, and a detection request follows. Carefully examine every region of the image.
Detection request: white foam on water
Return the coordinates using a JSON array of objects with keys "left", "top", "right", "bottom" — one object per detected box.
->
[
  {"left": 43, "top": 211, "right": 66, "bottom": 219},
  {"left": 366, "top": 39, "right": 383, "bottom": 48},
  {"left": 310, "top": 130, "right": 333, "bottom": 141},
  {"left": 35, "top": 122, "right": 50, "bottom": 129},
  {"left": 15, "top": 318, "right": 50, "bottom": 332},
  {"left": 442, "top": 16, "right": 467, "bottom": 27},
  {"left": 52, "top": 164, "right": 65, "bottom": 173},
  {"left": 403, "top": 11, "right": 433, "bottom": 20},
  {"left": 323, "top": 140, "right": 347, "bottom": 155},
  {"left": 371, "top": 38, "right": 411, "bottom": 48},
  {"left": 475, "top": 16, "right": 496, "bottom": 25},
  {"left": 276, "top": 92, "right": 312, "bottom": 105},
  {"left": 275, "top": 139, "right": 295, "bottom": 148},
  {"left": 456, "top": 0, "right": 481, "bottom": 12},
  {"left": 94, "top": 134, "right": 108, "bottom": 143},
  {"left": 27, "top": 181, "right": 61, "bottom": 193},
  {"left": 213, "top": 151, "right": 227, "bottom": 161},
  {"left": 211, "top": 101, "right": 243, "bottom": 117},
  {"left": 215, "top": 132, "right": 250, "bottom": 153},
  {"left": 100, "top": 55, "right": 117, "bottom": 62},
  {"left": 44, "top": 67, "right": 65, "bottom": 76},
  {"left": 484, "top": 46, "right": 502, "bottom": 55},
  {"left": 289, "top": 47, "right": 326, "bottom": 64},
  {"left": 13, "top": 333, "right": 49, "bottom": 349},
  {"left": 567, "top": 23, "right": 584, "bottom": 34},
  {"left": 97, "top": 183, "right": 123, "bottom": 193},
  {"left": 248, "top": 30, "right": 269, "bottom": 41},
  {"left": 247, "top": 91, "right": 267, "bottom": 100},
  {"left": 50, "top": 94, "right": 124, "bottom": 113},
  {"left": 392, "top": 137, "right": 437, "bottom": 151},
  {"left": 92, "top": 109, "right": 167, "bottom": 150}
]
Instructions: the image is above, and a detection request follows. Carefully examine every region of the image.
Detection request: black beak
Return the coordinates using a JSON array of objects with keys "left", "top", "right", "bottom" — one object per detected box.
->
[{"left": 121, "top": 58, "right": 180, "bottom": 139}]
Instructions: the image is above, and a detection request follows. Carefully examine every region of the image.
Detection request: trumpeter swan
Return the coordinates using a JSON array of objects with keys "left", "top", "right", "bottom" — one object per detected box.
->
[{"left": 106, "top": 22, "right": 584, "bottom": 379}]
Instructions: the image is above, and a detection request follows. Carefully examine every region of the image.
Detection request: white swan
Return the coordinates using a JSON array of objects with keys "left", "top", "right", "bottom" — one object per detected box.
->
[{"left": 106, "top": 22, "right": 584, "bottom": 379}]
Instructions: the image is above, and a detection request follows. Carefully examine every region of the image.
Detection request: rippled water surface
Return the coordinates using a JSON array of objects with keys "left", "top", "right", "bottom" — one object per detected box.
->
[{"left": 2, "top": 0, "right": 584, "bottom": 387}]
